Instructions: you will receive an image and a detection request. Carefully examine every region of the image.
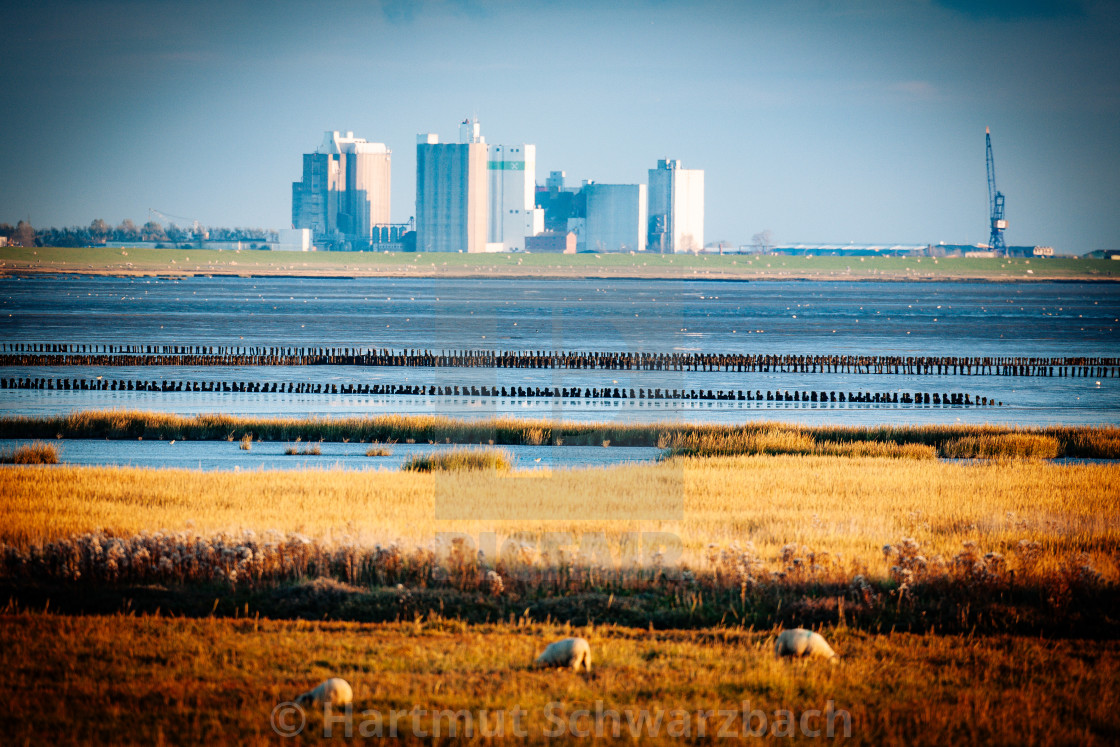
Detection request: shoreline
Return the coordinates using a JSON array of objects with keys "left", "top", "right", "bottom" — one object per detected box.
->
[
  {"left": 3, "top": 246, "right": 1117, "bottom": 282},
  {"left": 5, "top": 269, "right": 1120, "bottom": 283}
]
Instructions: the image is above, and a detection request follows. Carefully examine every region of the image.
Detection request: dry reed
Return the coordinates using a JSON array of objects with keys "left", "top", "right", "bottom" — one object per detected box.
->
[
  {"left": 1, "top": 411, "right": 1117, "bottom": 458},
  {"left": 401, "top": 448, "right": 511, "bottom": 472},
  {"left": 284, "top": 443, "right": 321, "bottom": 456},
  {"left": 0, "top": 441, "right": 59, "bottom": 465}
]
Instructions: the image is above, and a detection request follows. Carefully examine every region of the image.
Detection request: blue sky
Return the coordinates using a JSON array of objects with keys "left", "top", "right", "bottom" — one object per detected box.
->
[{"left": 1, "top": 0, "right": 1117, "bottom": 252}]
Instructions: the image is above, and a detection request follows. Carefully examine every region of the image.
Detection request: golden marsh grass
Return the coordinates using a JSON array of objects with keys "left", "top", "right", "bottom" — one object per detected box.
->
[
  {"left": 2, "top": 410, "right": 1118, "bottom": 457},
  {"left": 283, "top": 443, "right": 322, "bottom": 456},
  {"left": 2, "top": 456, "right": 1117, "bottom": 580},
  {"left": 0, "top": 441, "right": 59, "bottom": 465},
  {"left": 939, "top": 433, "right": 1060, "bottom": 458},
  {"left": 401, "top": 447, "right": 512, "bottom": 472}
]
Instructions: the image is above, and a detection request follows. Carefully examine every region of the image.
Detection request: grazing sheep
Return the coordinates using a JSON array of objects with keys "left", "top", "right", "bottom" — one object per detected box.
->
[
  {"left": 774, "top": 628, "right": 838, "bottom": 662},
  {"left": 536, "top": 637, "right": 592, "bottom": 672},
  {"left": 295, "top": 678, "right": 353, "bottom": 708}
]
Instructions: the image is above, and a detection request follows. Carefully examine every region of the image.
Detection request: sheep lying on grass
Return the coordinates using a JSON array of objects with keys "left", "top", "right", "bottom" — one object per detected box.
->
[
  {"left": 536, "top": 637, "right": 592, "bottom": 672},
  {"left": 295, "top": 678, "right": 353, "bottom": 708},
  {"left": 774, "top": 628, "right": 838, "bottom": 663}
]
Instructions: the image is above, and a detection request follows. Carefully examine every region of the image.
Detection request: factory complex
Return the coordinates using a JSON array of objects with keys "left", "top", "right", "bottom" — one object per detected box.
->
[
  {"left": 290, "top": 119, "right": 703, "bottom": 255},
  {"left": 284, "top": 122, "right": 1056, "bottom": 258}
]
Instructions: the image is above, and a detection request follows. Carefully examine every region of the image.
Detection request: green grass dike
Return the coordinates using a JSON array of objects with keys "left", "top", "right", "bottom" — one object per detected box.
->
[{"left": 3, "top": 245, "right": 1118, "bottom": 280}]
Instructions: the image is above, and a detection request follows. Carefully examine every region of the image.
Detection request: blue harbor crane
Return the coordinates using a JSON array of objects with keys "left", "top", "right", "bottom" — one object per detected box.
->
[{"left": 985, "top": 127, "right": 1008, "bottom": 255}]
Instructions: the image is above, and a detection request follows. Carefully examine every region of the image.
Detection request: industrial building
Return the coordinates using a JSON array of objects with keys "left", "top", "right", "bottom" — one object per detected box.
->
[
  {"left": 936, "top": 244, "right": 1055, "bottom": 258},
  {"left": 747, "top": 244, "right": 929, "bottom": 257},
  {"left": 735, "top": 243, "right": 1057, "bottom": 258},
  {"left": 524, "top": 231, "right": 577, "bottom": 253},
  {"left": 291, "top": 123, "right": 712, "bottom": 255},
  {"left": 533, "top": 171, "right": 649, "bottom": 253},
  {"left": 535, "top": 171, "right": 585, "bottom": 234},
  {"left": 291, "top": 130, "right": 393, "bottom": 250},
  {"left": 487, "top": 143, "right": 544, "bottom": 252},
  {"left": 415, "top": 119, "right": 490, "bottom": 253},
  {"left": 648, "top": 159, "right": 704, "bottom": 253},
  {"left": 275, "top": 228, "right": 312, "bottom": 252},
  {"left": 582, "top": 183, "right": 647, "bottom": 252}
]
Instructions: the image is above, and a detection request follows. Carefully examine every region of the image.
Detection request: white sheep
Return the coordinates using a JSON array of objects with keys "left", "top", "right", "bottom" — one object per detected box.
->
[
  {"left": 295, "top": 678, "right": 353, "bottom": 708},
  {"left": 535, "top": 637, "right": 592, "bottom": 672},
  {"left": 774, "top": 628, "right": 838, "bottom": 662}
]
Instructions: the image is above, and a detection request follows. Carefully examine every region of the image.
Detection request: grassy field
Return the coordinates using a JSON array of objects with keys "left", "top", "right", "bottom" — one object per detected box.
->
[
  {"left": 2, "top": 610, "right": 1117, "bottom": 745},
  {"left": 3, "top": 245, "right": 1118, "bottom": 280},
  {"left": 3, "top": 453, "right": 1118, "bottom": 743}
]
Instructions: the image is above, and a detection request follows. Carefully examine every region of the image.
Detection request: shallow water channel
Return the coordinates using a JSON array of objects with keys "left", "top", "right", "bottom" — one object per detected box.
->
[{"left": 0, "top": 438, "right": 661, "bottom": 472}]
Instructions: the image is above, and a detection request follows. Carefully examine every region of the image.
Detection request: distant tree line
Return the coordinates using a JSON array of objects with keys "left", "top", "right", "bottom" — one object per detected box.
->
[
  {"left": 0, "top": 219, "right": 277, "bottom": 248},
  {"left": 0, "top": 221, "right": 37, "bottom": 247}
]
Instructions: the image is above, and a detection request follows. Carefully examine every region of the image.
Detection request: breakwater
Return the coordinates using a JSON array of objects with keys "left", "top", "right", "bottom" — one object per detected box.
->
[
  {"left": 0, "top": 343, "right": 1115, "bottom": 377},
  {"left": 0, "top": 376, "right": 999, "bottom": 406}
]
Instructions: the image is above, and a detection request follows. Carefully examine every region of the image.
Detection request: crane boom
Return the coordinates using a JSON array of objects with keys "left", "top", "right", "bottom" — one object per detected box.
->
[
  {"left": 985, "top": 128, "right": 995, "bottom": 213},
  {"left": 149, "top": 208, "right": 204, "bottom": 240},
  {"left": 985, "top": 127, "right": 1007, "bottom": 255}
]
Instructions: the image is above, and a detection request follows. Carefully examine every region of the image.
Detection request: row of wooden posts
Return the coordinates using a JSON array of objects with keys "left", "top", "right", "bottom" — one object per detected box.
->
[
  {"left": 0, "top": 377, "right": 1000, "bottom": 406},
  {"left": 0, "top": 343, "right": 1113, "bottom": 377}
]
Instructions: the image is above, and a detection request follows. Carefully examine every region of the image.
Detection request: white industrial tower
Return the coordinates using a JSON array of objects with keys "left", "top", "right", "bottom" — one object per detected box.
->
[
  {"left": 487, "top": 143, "right": 544, "bottom": 251},
  {"left": 647, "top": 159, "right": 704, "bottom": 253}
]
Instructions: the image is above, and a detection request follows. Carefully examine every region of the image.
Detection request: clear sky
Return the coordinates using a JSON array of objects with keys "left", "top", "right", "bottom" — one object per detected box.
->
[{"left": 1, "top": 0, "right": 1117, "bottom": 252}]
